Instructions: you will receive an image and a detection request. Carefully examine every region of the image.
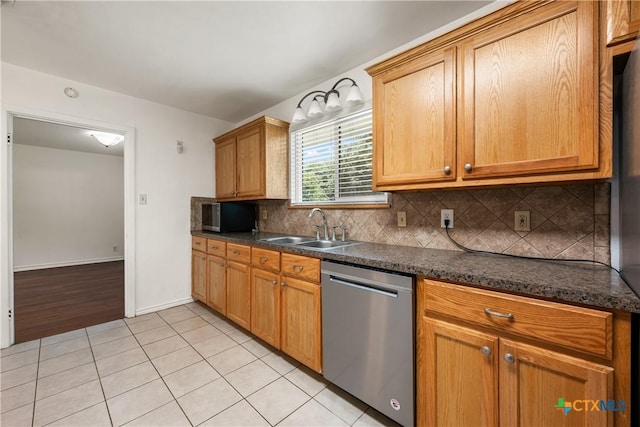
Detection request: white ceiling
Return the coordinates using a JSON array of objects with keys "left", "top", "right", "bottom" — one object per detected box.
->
[
  {"left": 1, "top": 1, "right": 492, "bottom": 123},
  {"left": 13, "top": 118, "right": 125, "bottom": 157}
]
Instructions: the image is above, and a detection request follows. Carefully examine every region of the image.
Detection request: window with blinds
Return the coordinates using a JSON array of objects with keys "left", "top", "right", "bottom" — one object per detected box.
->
[{"left": 290, "top": 109, "right": 387, "bottom": 206}]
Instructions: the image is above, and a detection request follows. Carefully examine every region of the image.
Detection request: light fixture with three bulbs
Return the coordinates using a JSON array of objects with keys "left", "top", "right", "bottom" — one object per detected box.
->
[{"left": 292, "top": 77, "right": 365, "bottom": 124}]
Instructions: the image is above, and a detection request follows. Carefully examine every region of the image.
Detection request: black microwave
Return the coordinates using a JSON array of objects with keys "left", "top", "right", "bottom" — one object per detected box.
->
[{"left": 202, "top": 202, "right": 256, "bottom": 233}]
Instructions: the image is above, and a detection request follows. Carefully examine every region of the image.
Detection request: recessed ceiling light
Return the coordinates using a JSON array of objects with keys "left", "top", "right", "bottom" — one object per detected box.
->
[{"left": 64, "top": 87, "right": 79, "bottom": 98}]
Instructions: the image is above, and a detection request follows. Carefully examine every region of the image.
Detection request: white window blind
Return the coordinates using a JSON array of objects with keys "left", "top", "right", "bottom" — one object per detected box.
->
[{"left": 290, "top": 109, "right": 387, "bottom": 206}]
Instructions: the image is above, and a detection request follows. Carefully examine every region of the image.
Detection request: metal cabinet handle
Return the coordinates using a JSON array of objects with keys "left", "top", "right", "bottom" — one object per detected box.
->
[
  {"left": 280, "top": 282, "right": 286, "bottom": 287},
  {"left": 464, "top": 163, "right": 473, "bottom": 172},
  {"left": 444, "top": 165, "right": 451, "bottom": 174},
  {"left": 481, "top": 346, "right": 492, "bottom": 356},
  {"left": 232, "top": 250, "right": 240, "bottom": 255},
  {"left": 292, "top": 265, "right": 304, "bottom": 272},
  {"left": 484, "top": 308, "right": 514, "bottom": 320},
  {"left": 211, "top": 246, "right": 218, "bottom": 250},
  {"left": 504, "top": 353, "right": 515, "bottom": 364},
  {"left": 271, "top": 280, "right": 278, "bottom": 285},
  {"left": 259, "top": 257, "right": 268, "bottom": 263}
]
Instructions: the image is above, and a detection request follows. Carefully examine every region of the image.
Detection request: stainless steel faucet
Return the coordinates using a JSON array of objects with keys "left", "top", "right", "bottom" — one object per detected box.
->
[{"left": 308, "top": 208, "right": 329, "bottom": 240}]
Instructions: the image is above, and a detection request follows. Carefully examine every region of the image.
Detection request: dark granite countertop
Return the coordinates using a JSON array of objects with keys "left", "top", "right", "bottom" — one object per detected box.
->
[{"left": 192, "top": 230, "right": 640, "bottom": 313}]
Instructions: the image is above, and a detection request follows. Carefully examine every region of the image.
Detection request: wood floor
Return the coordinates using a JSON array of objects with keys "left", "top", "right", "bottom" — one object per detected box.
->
[{"left": 13, "top": 261, "right": 124, "bottom": 343}]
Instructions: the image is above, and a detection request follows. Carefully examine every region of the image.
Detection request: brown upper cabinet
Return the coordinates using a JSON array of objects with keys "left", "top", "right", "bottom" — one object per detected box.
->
[
  {"left": 213, "top": 116, "right": 289, "bottom": 201},
  {"left": 606, "top": 0, "right": 640, "bottom": 46},
  {"left": 367, "top": 1, "right": 610, "bottom": 191}
]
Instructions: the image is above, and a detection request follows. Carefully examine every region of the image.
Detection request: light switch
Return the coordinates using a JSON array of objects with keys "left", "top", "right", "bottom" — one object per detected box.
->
[{"left": 139, "top": 194, "right": 148, "bottom": 205}]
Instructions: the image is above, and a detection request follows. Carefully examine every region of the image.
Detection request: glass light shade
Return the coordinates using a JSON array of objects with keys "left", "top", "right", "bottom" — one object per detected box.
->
[
  {"left": 345, "top": 85, "right": 364, "bottom": 106},
  {"left": 307, "top": 98, "right": 324, "bottom": 118},
  {"left": 292, "top": 106, "right": 308, "bottom": 123},
  {"left": 324, "top": 91, "right": 342, "bottom": 112},
  {"left": 91, "top": 131, "right": 123, "bottom": 147}
]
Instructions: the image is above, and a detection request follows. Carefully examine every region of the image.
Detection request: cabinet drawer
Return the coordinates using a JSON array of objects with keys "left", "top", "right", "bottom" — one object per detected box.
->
[
  {"left": 226, "top": 243, "right": 250, "bottom": 264},
  {"left": 251, "top": 247, "right": 280, "bottom": 272},
  {"left": 192, "top": 236, "right": 207, "bottom": 252},
  {"left": 281, "top": 253, "right": 320, "bottom": 283},
  {"left": 207, "top": 239, "right": 226, "bottom": 257},
  {"left": 423, "top": 280, "right": 613, "bottom": 359}
]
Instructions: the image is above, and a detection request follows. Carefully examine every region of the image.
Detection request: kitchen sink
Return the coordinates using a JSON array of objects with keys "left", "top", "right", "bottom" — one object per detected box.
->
[
  {"left": 259, "top": 236, "right": 316, "bottom": 245},
  {"left": 260, "top": 235, "right": 361, "bottom": 250},
  {"left": 295, "top": 240, "right": 362, "bottom": 250}
]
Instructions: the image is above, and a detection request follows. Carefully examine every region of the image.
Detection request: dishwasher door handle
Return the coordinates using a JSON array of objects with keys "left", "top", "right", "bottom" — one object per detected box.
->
[{"left": 329, "top": 276, "right": 398, "bottom": 298}]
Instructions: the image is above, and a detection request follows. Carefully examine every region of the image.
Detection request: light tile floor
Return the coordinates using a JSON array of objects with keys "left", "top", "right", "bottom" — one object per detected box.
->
[{"left": 1, "top": 302, "right": 401, "bottom": 427}]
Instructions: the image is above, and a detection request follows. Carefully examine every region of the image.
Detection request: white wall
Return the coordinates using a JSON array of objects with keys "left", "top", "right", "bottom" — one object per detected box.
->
[
  {"left": 235, "top": 1, "right": 509, "bottom": 127},
  {"left": 13, "top": 144, "right": 124, "bottom": 270},
  {"left": 1, "top": 62, "right": 234, "bottom": 317}
]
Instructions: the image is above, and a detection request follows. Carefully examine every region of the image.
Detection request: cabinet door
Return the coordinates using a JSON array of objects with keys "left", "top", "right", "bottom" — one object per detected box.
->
[
  {"left": 250, "top": 268, "right": 280, "bottom": 348},
  {"left": 236, "top": 125, "right": 264, "bottom": 198},
  {"left": 419, "top": 317, "right": 499, "bottom": 427},
  {"left": 281, "top": 277, "right": 322, "bottom": 373},
  {"left": 459, "top": 1, "right": 598, "bottom": 180},
  {"left": 226, "top": 261, "right": 250, "bottom": 330},
  {"left": 191, "top": 250, "right": 207, "bottom": 302},
  {"left": 500, "top": 339, "right": 613, "bottom": 427},
  {"left": 373, "top": 47, "right": 456, "bottom": 190},
  {"left": 215, "top": 136, "right": 236, "bottom": 199},
  {"left": 606, "top": 0, "right": 640, "bottom": 46},
  {"left": 206, "top": 255, "right": 226, "bottom": 315}
]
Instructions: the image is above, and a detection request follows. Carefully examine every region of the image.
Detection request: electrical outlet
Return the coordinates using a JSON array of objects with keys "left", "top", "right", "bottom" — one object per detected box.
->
[
  {"left": 139, "top": 194, "right": 147, "bottom": 205},
  {"left": 440, "top": 209, "right": 454, "bottom": 228},
  {"left": 262, "top": 209, "right": 268, "bottom": 220},
  {"left": 397, "top": 211, "right": 407, "bottom": 227},
  {"left": 514, "top": 210, "right": 531, "bottom": 232}
]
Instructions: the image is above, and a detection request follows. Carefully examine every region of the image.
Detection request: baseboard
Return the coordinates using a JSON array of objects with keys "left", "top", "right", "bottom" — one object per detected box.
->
[
  {"left": 13, "top": 257, "right": 125, "bottom": 272},
  {"left": 134, "top": 297, "right": 195, "bottom": 317}
]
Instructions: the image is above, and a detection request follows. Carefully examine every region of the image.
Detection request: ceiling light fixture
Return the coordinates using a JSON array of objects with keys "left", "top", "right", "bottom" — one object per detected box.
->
[
  {"left": 91, "top": 131, "right": 124, "bottom": 148},
  {"left": 292, "top": 77, "right": 364, "bottom": 124},
  {"left": 64, "top": 87, "right": 79, "bottom": 98}
]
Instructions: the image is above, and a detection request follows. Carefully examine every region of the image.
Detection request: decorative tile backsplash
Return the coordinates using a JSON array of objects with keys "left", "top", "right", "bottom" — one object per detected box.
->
[{"left": 255, "top": 183, "right": 611, "bottom": 263}]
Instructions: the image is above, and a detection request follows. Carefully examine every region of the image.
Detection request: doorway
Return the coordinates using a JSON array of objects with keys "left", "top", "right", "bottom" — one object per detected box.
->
[
  {"left": 1, "top": 108, "right": 136, "bottom": 347},
  {"left": 12, "top": 118, "right": 125, "bottom": 342}
]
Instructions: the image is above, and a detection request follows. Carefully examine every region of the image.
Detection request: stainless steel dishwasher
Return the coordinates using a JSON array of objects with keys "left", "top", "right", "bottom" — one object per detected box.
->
[{"left": 321, "top": 261, "right": 414, "bottom": 427}]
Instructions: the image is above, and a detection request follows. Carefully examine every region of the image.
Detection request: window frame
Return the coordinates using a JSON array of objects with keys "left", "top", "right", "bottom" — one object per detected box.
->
[{"left": 289, "top": 108, "right": 388, "bottom": 208}]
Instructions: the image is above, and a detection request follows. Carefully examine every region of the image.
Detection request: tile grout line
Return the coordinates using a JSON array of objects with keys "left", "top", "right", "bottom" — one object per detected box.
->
[
  {"left": 32, "top": 328, "right": 109, "bottom": 427},
  {"left": 179, "top": 306, "right": 277, "bottom": 427},
  {"left": 124, "top": 307, "right": 197, "bottom": 426},
  {"left": 166, "top": 306, "right": 238, "bottom": 426},
  {"left": 30, "top": 339, "right": 42, "bottom": 427},
  {"left": 158, "top": 305, "right": 288, "bottom": 426},
  {"left": 185, "top": 303, "right": 323, "bottom": 426},
  {"left": 86, "top": 326, "right": 115, "bottom": 427},
  {"left": 4, "top": 304, "right": 394, "bottom": 427},
  {"left": 161, "top": 305, "right": 273, "bottom": 426},
  {"left": 125, "top": 307, "right": 211, "bottom": 426}
]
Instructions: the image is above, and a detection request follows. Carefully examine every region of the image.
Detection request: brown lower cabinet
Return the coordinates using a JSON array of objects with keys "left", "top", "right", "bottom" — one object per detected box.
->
[
  {"left": 192, "top": 236, "right": 322, "bottom": 373},
  {"left": 206, "top": 255, "right": 226, "bottom": 315},
  {"left": 279, "top": 276, "right": 322, "bottom": 373},
  {"left": 191, "top": 237, "right": 207, "bottom": 302},
  {"left": 418, "top": 278, "right": 631, "bottom": 427},
  {"left": 226, "top": 261, "right": 250, "bottom": 330},
  {"left": 250, "top": 250, "right": 322, "bottom": 373}
]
